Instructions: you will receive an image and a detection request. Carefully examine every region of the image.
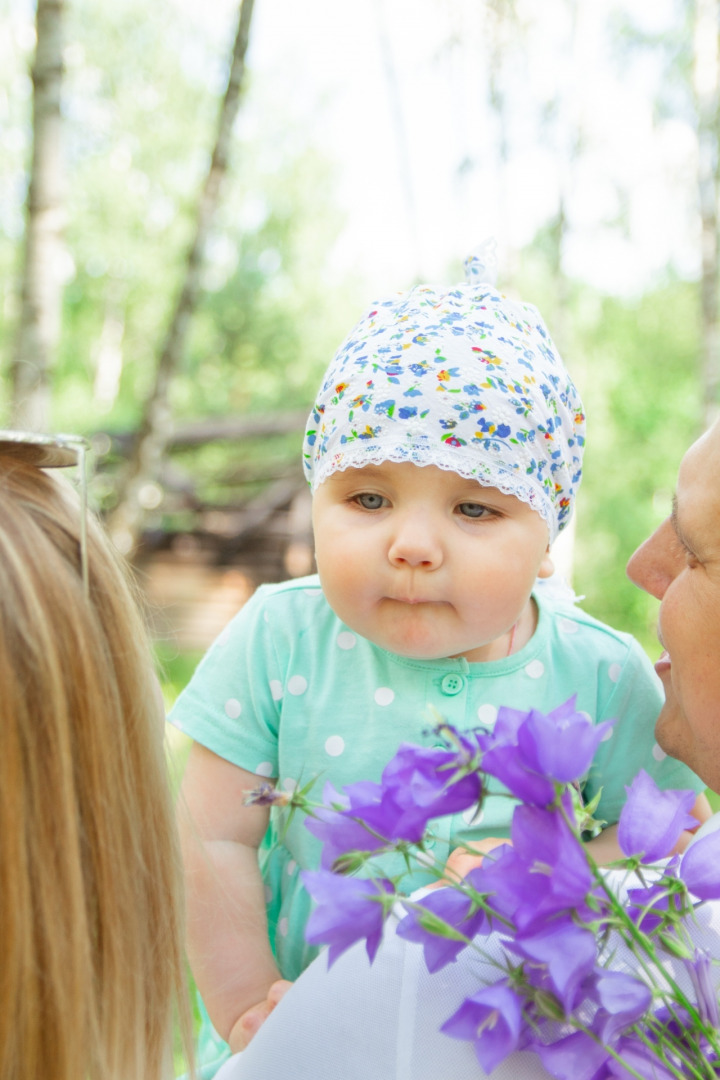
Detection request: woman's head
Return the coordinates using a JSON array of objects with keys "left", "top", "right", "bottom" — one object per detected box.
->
[
  {"left": 0, "top": 454, "right": 190, "bottom": 1079},
  {"left": 627, "top": 420, "right": 720, "bottom": 792},
  {"left": 303, "top": 259, "right": 585, "bottom": 544}
]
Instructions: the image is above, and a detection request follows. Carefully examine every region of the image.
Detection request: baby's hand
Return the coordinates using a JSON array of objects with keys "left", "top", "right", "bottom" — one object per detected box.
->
[
  {"left": 432, "top": 837, "right": 510, "bottom": 888},
  {"left": 228, "top": 980, "right": 294, "bottom": 1052}
]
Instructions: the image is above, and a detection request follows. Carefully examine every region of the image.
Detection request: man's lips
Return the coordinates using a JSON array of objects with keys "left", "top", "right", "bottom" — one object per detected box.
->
[{"left": 655, "top": 650, "right": 671, "bottom": 675}]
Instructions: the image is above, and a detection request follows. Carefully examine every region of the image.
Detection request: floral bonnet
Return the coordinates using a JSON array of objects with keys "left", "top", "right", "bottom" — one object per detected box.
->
[{"left": 302, "top": 256, "right": 585, "bottom": 542}]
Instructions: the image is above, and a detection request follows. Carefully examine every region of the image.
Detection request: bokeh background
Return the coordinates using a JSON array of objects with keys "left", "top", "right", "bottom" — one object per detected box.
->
[
  {"left": 5, "top": 1, "right": 720, "bottom": 1060},
  {"left": 1, "top": 0, "right": 716, "bottom": 692}
]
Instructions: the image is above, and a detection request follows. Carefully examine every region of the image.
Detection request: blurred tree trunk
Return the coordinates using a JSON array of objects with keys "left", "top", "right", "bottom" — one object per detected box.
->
[
  {"left": 485, "top": 0, "right": 517, "bottom": 280},
  {"left": 693, "top": 0, "right": 720, "bottom": 427},
  {"left": 108, "top": 0, "right": 256, "bottom": 554},
  {"left": 541, "top": 0, "right": 583, "bottom": 587},
  {"left": 10, "top": 0, "right": 66, "bottom": 432}
]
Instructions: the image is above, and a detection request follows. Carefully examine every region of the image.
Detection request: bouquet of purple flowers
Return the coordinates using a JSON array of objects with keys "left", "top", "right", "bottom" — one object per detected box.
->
[{"left": 247, "top": 698, "right": 720, "bottom": 1079}]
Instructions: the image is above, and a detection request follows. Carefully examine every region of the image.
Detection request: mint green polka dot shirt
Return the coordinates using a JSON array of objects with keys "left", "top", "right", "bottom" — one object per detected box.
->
[{"left": 169, "top": 574, "right": 705, "bottom": 981}]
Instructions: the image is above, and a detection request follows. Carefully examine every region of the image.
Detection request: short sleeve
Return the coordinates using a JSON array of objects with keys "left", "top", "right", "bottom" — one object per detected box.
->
[
  {"left": 583, "top": 638, "right": 705, "bottom": 822},
  {"left": 167, "top": 586, "right": 283, "bottom": 776}
]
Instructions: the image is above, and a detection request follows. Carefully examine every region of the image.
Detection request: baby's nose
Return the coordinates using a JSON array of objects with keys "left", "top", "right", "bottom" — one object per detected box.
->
[{"left": 387, "top": 515, "right": 442, "bottom": 568}]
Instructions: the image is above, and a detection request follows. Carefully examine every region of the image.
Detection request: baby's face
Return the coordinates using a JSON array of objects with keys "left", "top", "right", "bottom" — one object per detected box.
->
[{"left": 312, "top": 461, "right": 552, "bottom": 662}]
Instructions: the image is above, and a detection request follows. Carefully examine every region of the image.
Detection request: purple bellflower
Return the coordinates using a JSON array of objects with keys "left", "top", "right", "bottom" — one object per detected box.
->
[
  {"left": 305, "top": 780, "right": 392, "bottom": 869},
  {"left": 516, "top": 696, "right": 614, "bottom": 783},
  {"left": 441, "top": 981, "right": 523, "bottom": 1072},
  {"left": 478, "top": 697, "right": 612, "bottom": 807},
  {"left": 617, "top": 770, "right": 697, "bottom": 862},
  {"left": 368, "top": 742, "right": 482, "bottom": 836},
  {"left": 302, "top": 868, "right": 395, "bottom": 965},
  {"left": 396, "top": 873, "right": 489, "bottom": 972},
  {"left": 684, "top": 948, "right": 720, "bottom": 1027},
  {"left": 506, "top": 801, "right": 595, "bottom": 930},
  {"left": 602, "top": 1036, "right": 680, "bottom": 1080},
  {"left": 529, "top": 1030, "right": 611, "bottom": 1080},
  {"left": 300, "top": 701, "right": 720, "bottom": 1079},
  {"left": 306, "top": 745, "right": 482, "bottom": 870},
  {"left": 508, "top": 921, "right": 598, "bottom": 1012},
  {"left": 477, "top": 739, "right": 556, "bottom": 806},
  {"left": 679, "top": 827, "right": 720, "bottom": 901},
  {"left": 590, "top": 969, "right": 653, "bottom": 1044}
]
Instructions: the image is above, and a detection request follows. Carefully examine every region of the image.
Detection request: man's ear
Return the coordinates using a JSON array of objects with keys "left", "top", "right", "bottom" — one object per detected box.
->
[{"left": 537, "top": 548, "right": 555, "bottom": 579}]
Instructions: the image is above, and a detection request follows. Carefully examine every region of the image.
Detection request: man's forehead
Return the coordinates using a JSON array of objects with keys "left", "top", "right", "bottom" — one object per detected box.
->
[{"left": 676, "top": 424, "right": 720, "bottom": 540}]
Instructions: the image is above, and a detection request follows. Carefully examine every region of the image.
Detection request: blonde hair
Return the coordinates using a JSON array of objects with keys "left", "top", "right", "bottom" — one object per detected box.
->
[{"left": 0, "top": 459, "right": 193, "bottom": 1080}]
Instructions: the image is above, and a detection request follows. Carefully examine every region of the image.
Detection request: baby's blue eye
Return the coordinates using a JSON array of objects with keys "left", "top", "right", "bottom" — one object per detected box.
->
[
  {"left": 356, "top": 492, "right": 386, "bottom": 510},
  {"left": 458, "top": 502, "right": 489, "bottom": 519}
]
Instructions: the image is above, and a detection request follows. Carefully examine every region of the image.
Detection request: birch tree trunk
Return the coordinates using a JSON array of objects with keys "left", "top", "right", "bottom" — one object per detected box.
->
[
  {"left": 693, "top": 0, "right": 720, "bottom": 428},
  {"left": 10, "top": 0, "right": 66, "bottom": 432},
  {"left": 108, "top": 0, "right": 256, "bottom": 553}
]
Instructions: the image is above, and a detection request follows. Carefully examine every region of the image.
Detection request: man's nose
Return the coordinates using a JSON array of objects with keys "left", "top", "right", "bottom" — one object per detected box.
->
[{"left": 626, "top": 517, "right": 683, "bottom": 600}]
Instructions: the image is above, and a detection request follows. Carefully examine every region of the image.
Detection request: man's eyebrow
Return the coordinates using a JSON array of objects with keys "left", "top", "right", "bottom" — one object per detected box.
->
[{"left": 671, "top": 493, "right": 693, "bottom": 550}]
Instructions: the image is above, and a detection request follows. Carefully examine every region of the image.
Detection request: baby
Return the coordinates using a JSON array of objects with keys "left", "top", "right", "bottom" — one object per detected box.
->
[{"left": 173, "top": 258, "right": 708, "bottom": 1069}]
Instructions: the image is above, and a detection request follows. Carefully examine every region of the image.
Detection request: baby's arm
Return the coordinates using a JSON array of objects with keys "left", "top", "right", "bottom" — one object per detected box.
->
[{"left": 178, "top": 742, "right": 283, "bottom": 1051}]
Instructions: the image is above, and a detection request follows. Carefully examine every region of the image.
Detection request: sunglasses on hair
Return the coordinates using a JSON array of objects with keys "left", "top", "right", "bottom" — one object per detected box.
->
[{"left": 0, "top": 431, "right": 91, "bottom": 598}]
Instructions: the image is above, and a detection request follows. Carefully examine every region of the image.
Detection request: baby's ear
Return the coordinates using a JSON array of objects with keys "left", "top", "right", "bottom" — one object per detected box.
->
[{"left": 537, "top": 549, "right": 555, "bottom": 579}]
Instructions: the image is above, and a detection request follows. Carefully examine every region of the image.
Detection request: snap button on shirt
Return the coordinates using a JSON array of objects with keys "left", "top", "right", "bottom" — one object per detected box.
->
[{"left": 440, "top": 673, "right": 465, "bottom": 696}]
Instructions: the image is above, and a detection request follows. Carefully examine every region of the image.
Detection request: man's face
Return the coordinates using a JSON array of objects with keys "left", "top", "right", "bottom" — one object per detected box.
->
[{"left": 626, "top": 421, "right": 720, "bottom": 791}]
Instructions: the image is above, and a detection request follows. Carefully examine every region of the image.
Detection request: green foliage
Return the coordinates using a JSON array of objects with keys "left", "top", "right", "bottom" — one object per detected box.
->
[
  {"left": 0, "top": 0, "right": 709, "bottom": 666},
  {"left": 155, "top": 640, "right": 204, "bottom": 709},
  {"left": 574, "top": 280, "right": 702, "bottom": 651},
  {"left": 516, "top": 241, "right": 702, "bottom": 654},
  {"left": 0, "top": 0, "right": 359, "bottom": 444}
]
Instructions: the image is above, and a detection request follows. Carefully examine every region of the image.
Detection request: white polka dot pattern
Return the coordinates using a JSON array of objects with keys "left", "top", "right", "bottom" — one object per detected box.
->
[
  {"left": 255, "top": 761, "right": 274, "bottom": 777},
  {"left": 269, "top": 680, "right": 283, "bottom": 701},
  {"left": 525, "top": 660, "right": 545, "bottom": 679},
  {"left": 278, "top": 917, "right": 289, "bottom": 937},
  {"left": 287, "top": 675, "right": 308, "bottom": 696},
  {"left": 558, "top": 618, "right": 579, "bottom": 634},
  {"left": 337, "top": 631, "right": 357, "bottom": 650},
  {"left": 325, "top": 735, "right": 345, "bottom": 757},
  {"left": 477, "top": 703, "right": 498, "bottom": 726},
  {"left": 374, "top": 687, "right": 395, "bottom": 706},
  {"left": 652, "top": 743, "right": 666, "bottom": 761},
  {"left": 224, "top": 698, "right": 242, "bottom": 719},
  {"left": 608, "top": 663, "right": 622, "bottom": 683}
]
